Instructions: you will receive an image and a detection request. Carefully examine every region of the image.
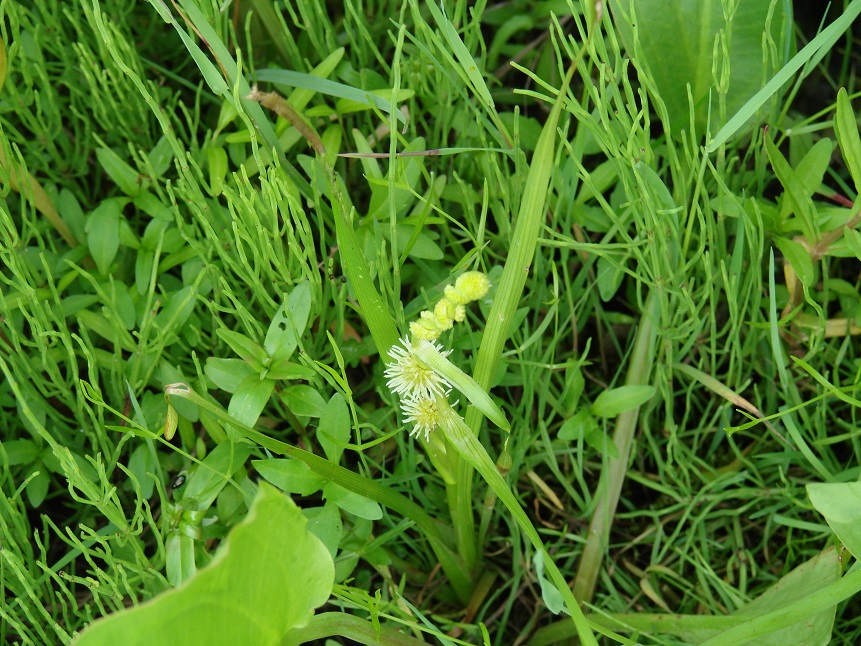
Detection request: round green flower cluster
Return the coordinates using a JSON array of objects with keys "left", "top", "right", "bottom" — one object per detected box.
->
[{"left": 409, "top": 271, "right": 491, "bottom": 341}]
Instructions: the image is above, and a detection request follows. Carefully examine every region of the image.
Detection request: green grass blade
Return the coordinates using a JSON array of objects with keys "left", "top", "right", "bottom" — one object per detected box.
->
[
  {"left": 835, "top": 88, "right": 861, "bottom": 196},
  {"left": 468, "top": 64, "right": 576, "bottom": 421},
  {"left": 439, "top": 401, "right": 598, "bottom": 645},
  {"left": 701, "top": 567, "right": 861, "bottom": 646},
  {"left": 254, "top": 69, "right": 407, "bottom": 125},
  {"left": 332, "top": 206, "right": 400, "bottom": 357}
]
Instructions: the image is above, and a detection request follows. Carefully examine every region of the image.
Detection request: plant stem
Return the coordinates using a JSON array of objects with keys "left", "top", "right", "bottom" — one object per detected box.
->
[
  {"left": 571, "top": 289, "right": 660, "bottom": 603},
  {"left": 439, "top": 400, "right": 599, "bottom": 646}
]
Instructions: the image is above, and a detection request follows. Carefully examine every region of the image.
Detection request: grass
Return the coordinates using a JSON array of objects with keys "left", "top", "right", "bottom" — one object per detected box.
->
[{"left": 2, "top": 0, "right": 861, "bottom": 644}]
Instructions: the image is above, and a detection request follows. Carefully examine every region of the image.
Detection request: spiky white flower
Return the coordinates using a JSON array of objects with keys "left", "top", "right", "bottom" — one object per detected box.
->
[
  {"left": 384, "top": 338, "right": 451, "bottom": 400},
  {"left": 401, "top": 395, "right": 442, "bottom": 441}
]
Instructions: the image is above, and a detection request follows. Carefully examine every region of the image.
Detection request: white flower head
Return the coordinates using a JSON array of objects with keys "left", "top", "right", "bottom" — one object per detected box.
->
[
  {"left": 384, "top": 337, "right": 452, "bottom": 400},
  {"left": 401, "top": 395, "right": 442, "bottom": 441}
]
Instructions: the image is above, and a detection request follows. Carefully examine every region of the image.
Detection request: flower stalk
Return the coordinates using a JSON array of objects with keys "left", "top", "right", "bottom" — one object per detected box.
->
[
  {"left": 384, "top": 271, "right": 492, "bottom": 577},
  {"left": 435, "top": 400, "right": 599, "bottom": 646}
]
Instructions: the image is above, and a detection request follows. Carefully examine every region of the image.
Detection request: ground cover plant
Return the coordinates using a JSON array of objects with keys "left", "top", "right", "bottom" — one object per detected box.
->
[{"left": 2, "top": 0, "right": 861, "bottom": 643}]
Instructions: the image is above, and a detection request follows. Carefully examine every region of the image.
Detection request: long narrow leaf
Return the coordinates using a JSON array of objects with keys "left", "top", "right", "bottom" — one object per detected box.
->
[
  {"left": 468, "top": 64, "right": 576, "bottom": 421},
  {"left": 835, "top": 88, "right": 861, "bottom": 197},
  {"left": 438, "top": 401, "right": 598, "bottom": 645},
  {"left": 255, "top": 69, "right": 406, "bottom": 125}
]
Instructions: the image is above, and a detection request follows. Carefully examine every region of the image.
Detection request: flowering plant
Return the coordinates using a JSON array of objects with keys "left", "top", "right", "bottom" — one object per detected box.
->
[{"left": 384, "top": 271, "right": 497, "bottom": 441}]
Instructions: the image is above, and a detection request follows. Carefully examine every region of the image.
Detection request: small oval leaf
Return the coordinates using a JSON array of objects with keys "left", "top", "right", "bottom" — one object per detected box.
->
[
  {"left": 227, "top": 376, "right": 274, "bottom": 427},
  {"left": 322, "top": 482, "right": 382, "bottom": 520},
  {"left": 253, "top": 458, "right": 325, "bottom": 496},
  {"left": 591, "top": 385, "right": 655, "bottom": 418}
]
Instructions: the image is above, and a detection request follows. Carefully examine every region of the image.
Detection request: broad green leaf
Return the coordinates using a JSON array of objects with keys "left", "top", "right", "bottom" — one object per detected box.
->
[
  {"left": 127, "top": 444, "right": 156, "bottom": 499},
  {"left": 25, "top": 468, "right": 49, "bottom": 507},
  {"left": 596, "top": 255, "right": 624, "bottom": 302},
  {"left": 60, "top": 294, "right": 101, "bottom": 318},
  {"left": 134, "top": 249, "right": 154, "bottom": 295},
  {"left": 808, "top": 481, "right": 861, "bottom": 558},
  {"left": 147, "top": 135, "right": 175, "bottom": 177},
  {"left": 279, "top": 385, "right": 327, "bottom": 418},
  {"left": 265, "top": 360, "right": 317, "bottom": 382},
  {"left": 558, "top": 408, "right": 596, "bottom": 441},
  {"left": 794, "top": 138, "right": 833, "bottom": 198},
  {"left": 317, "top": 394, "right": 350, "bottom": 464},
  {"left": 111, "top": 283, "right": 136, "bottom": 330},
  {"left": 382, "top": 224, "right": 443, "bottom": 260},
  {"left": 264, "top": 281, "right": 312, "bottom": 362},
  {"left": 165, "top": 532, "right": 196, "bottom": 587},
  {"left": 613, "top": 0, "right": 792, "bottom": 137},
  {"left": 228, "top": 376, "right": 275, "bottom": 428},
  {"left": 75, "top": 483, "right": 334, "bottom": 646},
  {"left": 303, "top": 502, "right": 342, "bottom": 559},
  {"left": 615, "top": 547, "right": 840, "bottom": 644},
  {"left": 765, "top": 133, "right": 818, "bottom": 241},
  {"left": 559, "top": 409, "right": 619, "bottom": 459},
  {"left": 701, "top": 546, "right": 840, "bottom": 646},
  {"left": 181, "top": 441, "right": 253, "bottom": 512},
  {"left": 533, "top": 551, "right": 565, "bottom": 614},
  {"left": 2, "top": 439, "right": 40, "bottom": 465},
  {"left": 217, "top": 329, "right": 267, "bottom": 371},
  {"left": 845, "top": 228, "right": 861, "bottom": 261},
  {"left": 253, "top": 458, "right": 325, "bottom": 497},
  {"left": 775, "top": 237, "right": 814, "bottom": 287},
  {"left": 140, "top": 216, "right": 171, "bottom": 247},
  {"left": 154, "top": 285, "right": 197, "bottom": 333},
  {"left": 96, "top": 147, "right": 143, "bottom": 197},
  {"left": 205, "top": 358, "right": 256, "bottom": 393},
  {"left": 86, "top": 198, "right": 126, "bottom": 275},
  {"left": 591, "top": 385, "right": 656, "bottom": 418},
  {"left": 76, "top": 310, "right": 136, "bottom": 351},
  {"left": 583, "top": 426, "right": 619, "bottom": 460},
  {"left": 322, "top": 482, "right": 382, "bottom": 520}
]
